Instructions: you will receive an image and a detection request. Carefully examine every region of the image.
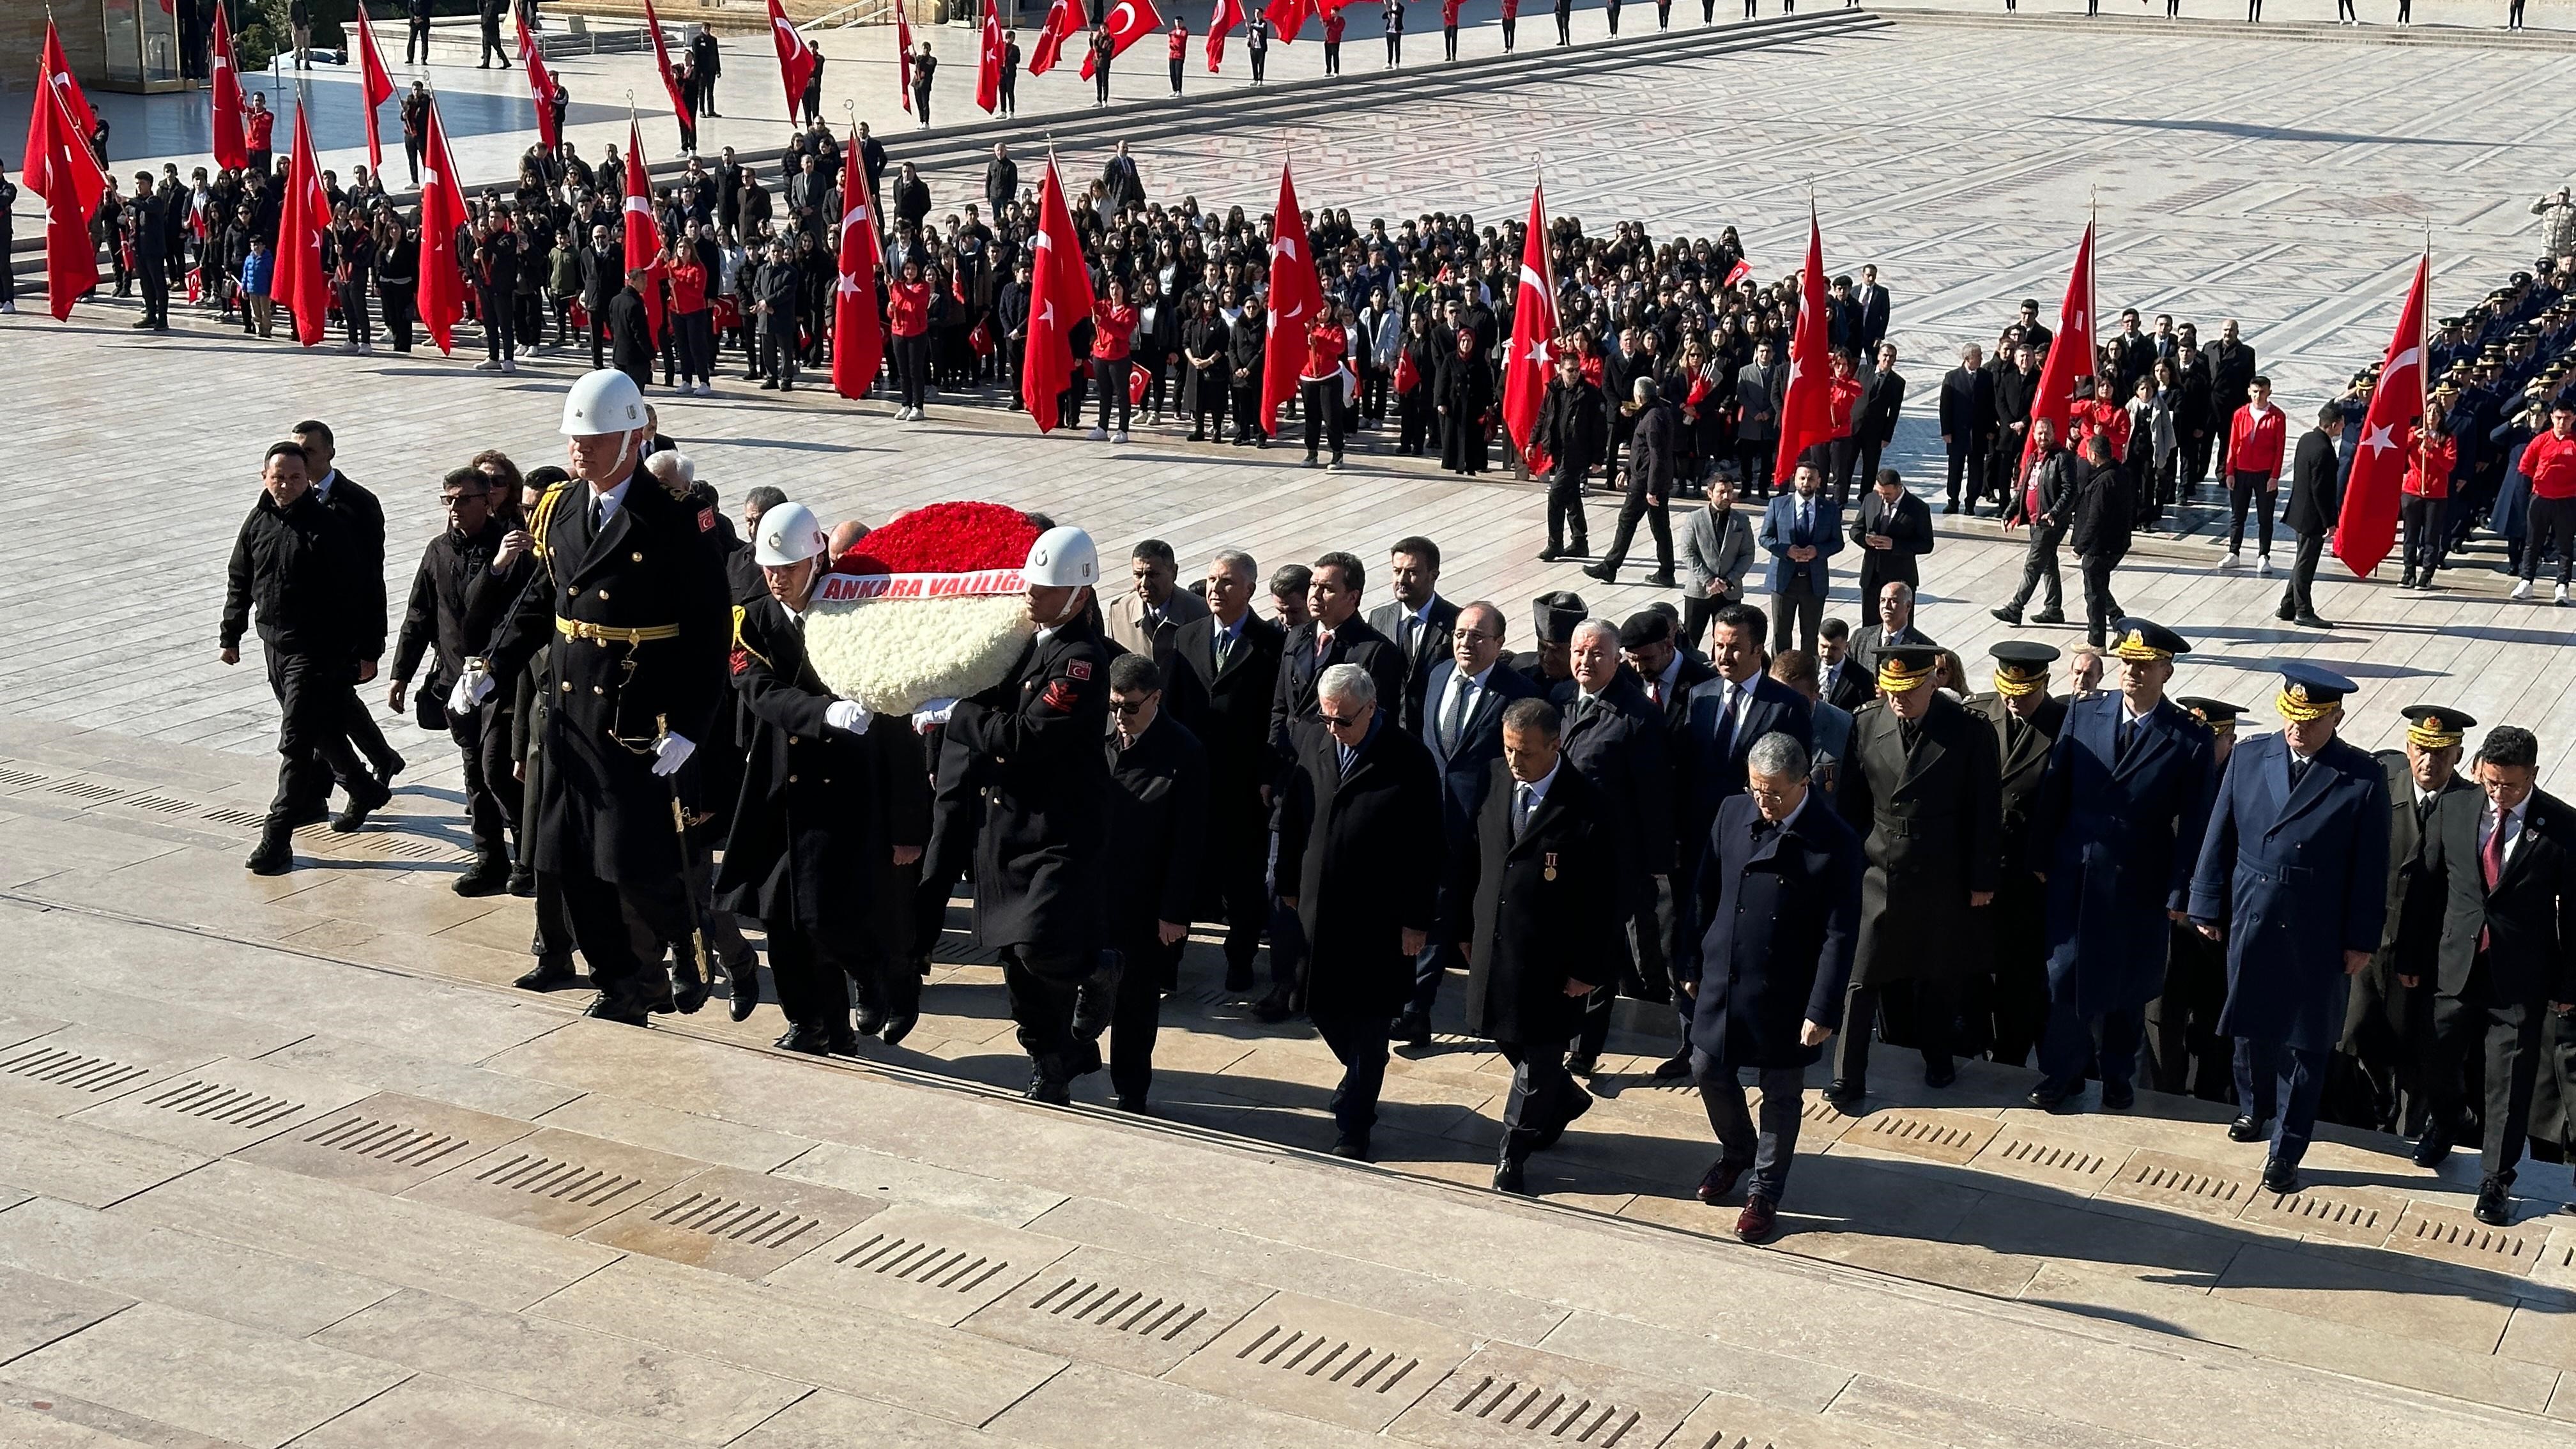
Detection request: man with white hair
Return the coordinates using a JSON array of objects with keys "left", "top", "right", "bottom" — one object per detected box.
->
[
  {"left": 916, "top": 525, "right": 1117, "bottom": 1105},
  {"left": 464, "top": 371, "right": 734, "bottom": 1024},
  {"left": 1275, "top": 661, "right": 1445, "bottom": 1159}
]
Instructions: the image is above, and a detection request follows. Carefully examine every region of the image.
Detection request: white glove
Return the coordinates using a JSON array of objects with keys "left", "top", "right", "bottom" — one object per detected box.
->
[
  {"left": 911, "top": 696, "right": 958, "bottom": 730},
  {"left": 825, "top": 699, "right": 870, "bottom": 735},
  {"left": 650, "top": 731, "right": 696, "bottom": 778},
  {"left": 450, "top": 666, "right": 494, "bottom": 714}
]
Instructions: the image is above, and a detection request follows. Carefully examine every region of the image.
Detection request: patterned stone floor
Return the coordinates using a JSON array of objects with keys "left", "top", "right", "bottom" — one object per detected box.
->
[{"left": 8, "top": 15, "right": 2576, "bottom": 1446}]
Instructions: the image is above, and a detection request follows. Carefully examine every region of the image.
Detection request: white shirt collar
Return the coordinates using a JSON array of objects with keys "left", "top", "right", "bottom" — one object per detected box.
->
[
  {"left": 1517, "top": 757, "right": 1561, "bottom": 807},
  {"left": 588, "top": 475, "right": 633, "bottom": 522},
  {"left": 312, "top": 468, "right": 339, "bottom": 500},
  {"left": 1656, "top": 654, "right": 1684, "bottom": 691}
]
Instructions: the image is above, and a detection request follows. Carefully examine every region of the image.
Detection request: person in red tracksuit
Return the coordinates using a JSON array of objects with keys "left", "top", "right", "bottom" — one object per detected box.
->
[
  {"left": 1090, "top": 279, "right": 1139, "bottom": 441},
  {"left": 1322, "top": 6, "right": 1346, "bottom": 73},
  {"left": 2513, "top": 397, "right": 2576, "bottom": 602},
  {"left": 889, "top": 258, "right": 933, "bottom": 419},
  {"left": 2222, "top": 375, "right": 2288, "bottom": 572},
  {"left": 1442, "top": 0, "right": 1463, "bottom": 57},
  {"left": 1821, "top": 349, "right": 1865, "bottom": 506},
  {"left": 1167, "top": 18, "right": 1187, "bottom": 95},
  {"left": 1500, "top": 0, "right": 1521, "bottom": 49},
  {"left": 2396, "top": 410, "right": 2455, "bottom": 592},
  {"left": 1301, "top": 305, "right": 1350, "bottom": 468}
]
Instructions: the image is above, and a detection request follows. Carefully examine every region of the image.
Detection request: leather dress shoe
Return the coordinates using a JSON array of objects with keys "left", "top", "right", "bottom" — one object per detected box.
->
[
  {"left": 1696, "top": 1157, "right": 1746, "bottom": 1204},
  {"left": 584, "top": 993, "right": 652, "bottom": 1027},
  {"left": 825, "top": 1023, "right": 859, "bottom": 1055},
  {"left": 2227, "top": 1114, "right": 2271, "bottom": 1143},
  {"left": 2025, "top": 1084, "right": 2075, "bottom": 1113},
  {"left": 1530, "top": 1085, "right": 1593, "bottom": 1152},
  {"left": 330, "top": 779, "right": 392, "bottom": 833},
  {"left": 1651, "top": 1050, "right": 1694, "bottom": 1080},
  {"left": 1070, "top": 954, "right": 1123, "bottom": 1042},
  {"left": 1026, "top": 1074, "right": 1073, "bottom": 1106},
  {"left": 1392, "top": 1009, "right": 1432, "bottom": 1048},
  {"left": 2411, "top": 1127, "right": 2452, "bottom": 1169},
  {"left": 1329, "top": 1136, "right": 1371, "bottom": 1160},
  {"left": 878, "top": 1011, "right": 919, "bottom": 1047},
  {"left": 1223, "top": 963, "right": 1256, "bottom": 993},
  {"left": 513, "top": 955, "right": 579, "bottom": 993},
  {"left": 452, "top": 854, "right": 510, "bottom": 897},
  {"left": 1252, "top": 986, "right": 1298, "bottom": 1023},
  {"left": 506, "top": 868, "right": 537, "bottom": 898},
  {"left": 669, "top": 954, "right": 710, "bottom": 1015},
  {"left": 774, "top": 1023, "right": 832, "bottom": 1055},
  {"left": 1923, "top": 1059, "right": 1957, "bottom": 1089},
  {"left": 1735, "top": 1193, "right": 1779, "bottom": 1243},
  {"left": 2101, "top": 1081, "right": 2135, "bottom": 1111},
  {"left": 1117, "top": 1095, "right": 1151, "bottom": 1114},
  {"left": 2028, "top": 609, "right": 2067, "bottom": 625},
  {"left": 245, "top": 829, "right": 295, "bottom": 876},
  {"left": 1493, "top": 1158, "right": 1530, "bottom": 1195},
  {"left": 2295, "top": 613, "right": 2334, "bottom": 631},
  {"left": 1564, "top": 1050, "right": 1599, "bottom": 1078},
  {"left": 854, "top": 1002, "right": 888, "bottom": 1038},
  {"left": 2474, "top": 1177, "right": 2513, "bottom": 1227},
  {"left": 1820, "top": 1079, "right": 1864, "bottom": 1108},
  {"left": 2260, "top": 1158, "right": 2301, "bottom": 1195},
  {"left": 726, "top": 955, "right": 762, "bottom": 1022}
]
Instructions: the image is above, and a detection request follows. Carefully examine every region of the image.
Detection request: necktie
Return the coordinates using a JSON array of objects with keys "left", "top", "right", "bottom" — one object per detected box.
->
[
  {"left": 2288, "top": 753, "right": 2312, "bottom": 791},
  {"left": 1798, "top": 500, "right": 1812, "bottom": 535},
  {"left": 1512, "top": 782, "right": 1533, "bottom": 840},
  {"left": 1338, "top": 742, "right": 1356, "bottom": 778},
  {"left": 1317, "top": 629, "right": 1335, "bottom": 661},
  {"left": 2116, "top": 714, "right": 2133, "bottom": 763},
  {"left": 589, "top": 491, "right": 608, "bottom": 534},
  {"left": 1214, "top": 625, "right": 1234, "bottom": 673},
  {"left": 2481, "top": 808, "right": 2508, "bottom": 949},
  {"left": 2417, "top": 793, "right": 2438, "bottom": 831},
  {"left": 1402, "top": 614, "right": 1420, "bottom": 659},
  {"left": 1648, "top": 678, "right": 1664, "bottom": 709},
  {"left": 1713, "top": 684, "right": 1738, "bottom": 760},
  {"left": 1440, "top": 674, "right": 1473, "bottom": 755}
]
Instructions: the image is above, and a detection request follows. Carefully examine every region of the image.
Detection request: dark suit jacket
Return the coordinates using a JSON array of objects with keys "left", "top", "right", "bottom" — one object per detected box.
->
[
  {"left": 1941, "top": 365, "right": 1996, "bottom": 448},
  {"left": 1418, "top": 657, "right": 1539, "bottom": 842},
  {"left": 1857, "top": 367, "right": 1906, "bottom": 447},
  {"left": 1673, "top": 672, "right": 1813, "bottom": 876},
  {"left": 1366, "top": 595, "right": 1460, "bottom": 735},
  {"left": 1452, "top": 758, "right": 1624, "bottom": 1044},
  {"left": 1839, "top": 694, "right": 2003, "bottom": 988},
  {"left": 1855, "top": 284, "right": 1892, "bottom": 352},
  {"left": 2429, "top": 788, "right": 2576, "bottom": 1007},
  {"left": 1103, "top": 716, "right": 1209, "bottom": 953},
  {"left": 1552, "top": 676, "right": 1675, "bottom": 906},
  {"left": 1821, "top": 654, "right": 1872, "bottom": 714},
  {"left": 1968, "top": 691, "right": 2067, "bottom": 879},
  {"left": 1757, "top": 493, "right": 1843, "bottom": 597},
  {"left": 1848, "top": 622, "right": 1938, "bottom": 687},
  {"left": 1167, "top": 611, "right": 1285, "bottom": 841},
  {"left": 1847, "top": 490, "right": 1934, "bottom": 601},
  {"left": 1675, "top": 792, "right": 1865, "bottom": 1070},
  {"left": 2284, "top": 427, "right": 2341, "bottom": 536},
  {"left": 1274, "top": 717, "right": 1445, "bottom": 1020},
  {"left": 2371, "top": 753, "right": 2473, "bottom": 974},
  {"left": 1268, "top": 615, "right": 1409, "bottom": 779}
]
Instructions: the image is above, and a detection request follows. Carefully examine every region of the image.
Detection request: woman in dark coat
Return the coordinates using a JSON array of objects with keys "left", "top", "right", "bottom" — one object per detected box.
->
[
  {"left": 1434, "top": 330, "right": 1493, "bottom": 475},
  {"left": 1396, "top": 312, "right": 1441, "bottom": 457}
]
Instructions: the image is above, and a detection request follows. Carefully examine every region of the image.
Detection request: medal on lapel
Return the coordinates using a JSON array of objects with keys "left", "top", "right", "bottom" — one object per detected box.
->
[{"left": 1543, "top": 852, "right": 1558, "bottom": 882}]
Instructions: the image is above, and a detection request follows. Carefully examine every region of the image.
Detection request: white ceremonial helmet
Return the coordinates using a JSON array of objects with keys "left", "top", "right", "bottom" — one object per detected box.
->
[
  {"left": 560, "top": 368, "right": 648, "bottom": 437},
  {"left": 754, "top": 502, "right": 829, "bottom": 567},
  {"left": 1023, "top": 526, "right": 1099, "bottom": 588}
]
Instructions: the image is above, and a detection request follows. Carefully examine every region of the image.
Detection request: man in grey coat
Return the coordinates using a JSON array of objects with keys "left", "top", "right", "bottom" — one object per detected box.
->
[{"left": 1676, "top": 473, "right": 1756, "bottom": 650}]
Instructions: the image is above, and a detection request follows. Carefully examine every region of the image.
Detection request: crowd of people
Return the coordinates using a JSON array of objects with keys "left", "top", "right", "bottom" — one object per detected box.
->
[{"left": 220, "top": 348, "right": 2576, "bottom": 1245}]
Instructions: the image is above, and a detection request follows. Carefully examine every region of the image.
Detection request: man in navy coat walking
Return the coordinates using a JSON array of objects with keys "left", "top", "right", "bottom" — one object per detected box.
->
[
  {"left": 1673, "top": 730, "right": 1863, "bottom": 1245},
  {"left": 2027, "top": 619, "right": 2216, "bottom": 1112},
  {"left": 2189, "top": 663, "right": 2390, "bottom": 1193}
]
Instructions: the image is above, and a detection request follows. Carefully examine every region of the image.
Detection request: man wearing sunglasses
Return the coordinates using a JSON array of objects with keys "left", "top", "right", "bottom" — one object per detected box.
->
[{"left": 1274, "top": 663, "right": 1443, "bottom": 1160}]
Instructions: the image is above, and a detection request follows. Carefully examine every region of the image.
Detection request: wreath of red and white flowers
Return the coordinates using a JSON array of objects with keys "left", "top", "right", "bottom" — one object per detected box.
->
[{"left": 802, "top": 502, "right": 1042, "bottom": 715}]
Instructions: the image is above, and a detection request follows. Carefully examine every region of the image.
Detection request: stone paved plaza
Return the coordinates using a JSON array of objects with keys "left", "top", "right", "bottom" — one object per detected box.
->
[{"left": 7, "top": 12, "right": 2576, "bottom": 1446}]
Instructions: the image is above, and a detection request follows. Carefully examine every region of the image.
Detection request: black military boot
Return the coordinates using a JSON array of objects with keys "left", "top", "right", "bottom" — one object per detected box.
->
[
  {"left": 452, "top": 849, "right": 511, "bottom": 898},
  {"left": 330, "top": 777, "right": 392, "bottom": 832},
  {"left": 245, "top": 825, "right": 295, "bottom": 876}
]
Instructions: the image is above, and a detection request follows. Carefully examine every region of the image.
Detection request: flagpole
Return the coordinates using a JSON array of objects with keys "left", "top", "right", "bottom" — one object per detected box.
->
[
  {"left": 2419, "top": 225, "right": 2431, "bottom": 504},
  {"left": 2089, "top": 187, "right": 2098, "bottom": 385}
]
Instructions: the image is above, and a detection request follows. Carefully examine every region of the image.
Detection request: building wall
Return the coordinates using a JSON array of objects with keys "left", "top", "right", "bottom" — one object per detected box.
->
[{"left": 2, "top": 3, "right": 111, "bottom": 88}]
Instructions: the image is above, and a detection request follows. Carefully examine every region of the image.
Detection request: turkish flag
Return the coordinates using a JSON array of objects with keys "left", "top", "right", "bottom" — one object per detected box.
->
[
  {"left": 2020, "top": 220, "right": 2095, "bottom": 473},
  {"left": 24, "top": 19, "right": 100, "bottom": 193},
  {"left": 27, "top": 68, "right": 105, "bottom": 323},
  {"left": 976, "top": 5, "right": 1005, "bottom": 112},
  {"left": 2334, "top": 254, "right": 2427, "bottom": 579},
  {"left": 1723, "top": 256, "right": 1752, "bottom": 288},
  {"left": 831, "top": 128, "right": 885, "bottom": 399},
  {"left": 624, "top": 121, "right": 666, "bottom": 345},
  {"left": 272, "top": 105, "right": 332, "bottom": 348},
  {"left": 1393, "top": 348, "right": 1419, "bottom": 395},
  {"left": 1500, "top": 181, "right": 1558, "bottom": 463},
  {"left": 417, "top": 93, "right": 470, "bottom": 354},
  {"left": 1029, "top": 0, "right": 1078, "bottom": 74},
  {"left": 353, "top": 1, "right": 395, "bottom": 173},
  {"left": 1770, "top": 206, "right": 1832, "bottom": 487},
  {"left": 641, "top": 0, "right": 692, "bottom": 124},
  {"left": 208, "top": 5, "right": 248, "bottom": 170},
  {"left": 1264, "top": 0, "right": 1314, "bottom": 42},
  {"left": 1259, "top": 165, "right": 1323, "bottom": 437},
  {"left": 516, "top": 10, "right": 562, "bottom": 150},
  {"left": 1209, "top": 0, "right": 1244, "bottom": 68},
  {"left": 1084, "top": 0, "right": 1165, "bottom": 79},
  {"left": 1022, "top": 161, "right": 1097, "bottom": 432},
  {"left": 896, "top": 4, "right": 914, "bottom": 110},
  {"left": 767, "top": 0, "right": 818, "bottom": 118}
]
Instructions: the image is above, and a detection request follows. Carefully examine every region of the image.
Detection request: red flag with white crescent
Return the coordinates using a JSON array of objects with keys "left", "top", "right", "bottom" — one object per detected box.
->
[
  {"left": 1771, "top": 206, "right": 1834, "bottom": 486},
  {"left": 2019, "top": 220, "right": 2095, "bottom": 474},
  {"left": 1500, "top": 181, "right": 1558, "bottom": 462},
  {"left": 1084, "top": 0, "right": 1165, "bottom": 79},
  {"left": 28, "top": 71, "right": 105, "bottom": 322},
  {"left": 515, "top": 10, "right": 562, "bottom": 150},
  {"left": 24, "top": 19, "right": 100, "bottom": 186},
  {"left": 1029, "top": 0, "right": 1078, "bottom": 74},
  {"left": 272, "top": 106, "right": 332, "bottom": 347},
  {"left": 641, "top": 0, "right": 692, "bottom": 123},
  {"left": 354, "top": 1, "right": 395, "bottom": 172},
  {"left": 209, "top": 5, "right": 248, "bottom": 170},
  {"left": 2334, "top": 254, "right": 2428, "bottom": 579},
  {"left": 832, "top": 128, "right": 885, "bottom": 399},
  {"left": 1262, "top": 0, "right": 1313, "bottom": 42},
  {"left": 1723, "top": 256, "right": 1752, "bottom": 288},
  {"left": 622, "top": 121, "right": 666, "bottom": 344},
  {"left": 417, "top": 93, "right": 471, "bottom": 354},
  {"left": 976, "top": 4, "right": 1005, "bottom": 112},
  {"left": 1208, "top": 0, "right": 1243, "bottom": 69},
  {"left": 1259, "top": 163, "right": 1322, "bottom": 437},
  {"left": 896, "top": 4, "right": 914, "bottom": 111},
  {"left": 767, "top": 0, "right": 817, "bottom": 118},
  {"left": 1022, "top": 160, "right": 1097, "bottom": 432}
]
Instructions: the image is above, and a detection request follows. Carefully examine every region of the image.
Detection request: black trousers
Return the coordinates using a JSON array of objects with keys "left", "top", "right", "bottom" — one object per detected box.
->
[
  {"left": 1945, "top": 443, "right": 1988, "bottom": 508},
  {"left": 480, "top": 289, "right": 516, "bottom": 361},
  {"left": 999, "top": 76, "right": 1016, "bottom": 112},
  {"left": 407, "top": 17, "right": 432, "bottom": 63},
  {"left": 1323, "top": 40, "right": 1339, "bottom": 72},
  {"left": 1107, "top": 936, "right": 1166, "bottom": 1105},
  {"left": 2520, "top": 495, "right": 2576, "bottom": 583},
  {"left": 2037, "top": 993, "right": 2142, "bottom": 1093},
  {"left": 2279, "top": 528, "right": 2325, "bottom": 617},
  {"left": 1443, "top": 23, "right": 1458, "bottom": 56},
  {"left": 1681, "top": 593, "right": 1727, "bottom": 651},
  {"left": 379, "top": 281, "right": 415, "bottom": 352},
  {"left": 1192, "top": 374, "right": 1229, "bottom": 436},
  {"left": 1553, "top": 7, "right": 1571, "bottom": 42},
  {"left": 896, "top": 332, "right": 930, "bottom": 407},
  {"left": 1301, "top": 377, "right": 1343, "bottom": 460},
  {"left": 1695, "top": 1057, "right": 1804, "bottom": 1201},
  {"left": 1827, "top": 436, "right": 1860, "bottom": 507},
  {"left": 1209, "top": 811, "right": 1268, "bottom": 978},
  {"left": 2401, "top": 494, "right": 2445, "bottom": 576},
  {"left": 1832, "top": 977, "right": 1954, "bottom": 1088},
  {"left": 1232, "top": 385, "right": 1264, "bottom": 441},
  {"left": 1005, "top": 947, "right": 1101, "bottom": 1087},
  {"left": 1497, "top": 1039, "right": 1577, "bottom": 1163},
  {"left": 452, "top": 702, "right": 516, "bottom": 857},
  {"left": 2345, "top": 960, "right": 2430, "bottom": 1135},
  {"left": 2078, "top": 553, "right": 2121, "bottom": 647},
  {"left": 2225, "top": 470, "right": 2274, "bottom": 556},
  {"left": 1250, "top": 49, "right": 1266, "bottom": 80},
  {"left": 262, "top": 646, "right": 367, "bottom": 828},
  {"left": 1599, "top": 492, "right": 1674, "bottom": 575},
  {"left": 138, "top": 265, "right": 170, "bottom": 325},
  {"left": 551, "top": 867, "right": 690, "bottom": 1007},
  {"left": 1768, "top": 581, "right": 1824, "bottom": 656},
  {"left": 1094, "top": 356, "right": 1132, "bottom": 431},
  {"left": 1984, "top": 878, "right": 2049, "bottom": 1067},
  {"left": 1170, "top": 56, "right": 1183, "bottom": 92},
  {"left": 1546, "top": 466, "right": 1590, "bottom": 550},
  {"left": 1312, "top": 1010, "right": 1390, "bottom": 1143},
  {"left": 480, "top": 20, "right": 509, "bottom": 64},
  {"left": 2144, "top": 925, "right": 2232, "bottom": 1100},
  {"left": 765, "top": 923, "right": 855, "bottom": 1032},
  {"left": 765, "top": 317, "right": 802, "bottom": 385},
  {"left": 1735, "top": 441, "right": 1774, "bottom": 499},
  {"left": 2006, "top": 521, "right": 2066, "bottom": 614}
]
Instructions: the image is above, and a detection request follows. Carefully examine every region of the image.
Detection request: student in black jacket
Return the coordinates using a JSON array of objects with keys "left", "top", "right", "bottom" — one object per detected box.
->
[{"left": 2276, "top": 404, "right": 2344, "bottom": 630}]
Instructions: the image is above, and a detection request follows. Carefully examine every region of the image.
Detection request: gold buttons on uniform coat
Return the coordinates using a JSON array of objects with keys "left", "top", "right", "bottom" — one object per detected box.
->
[
  {"left": 560, "top": 681, "right": 571, "bottom": 693},
  {"left": 597, "top": 590, "right": 610, "bottom": 600},
  {"left": 632, "top": 551, "right": 643, "bottom": 562},
  {"left": 788, "top": 735, "right": 799, "bottom": 745},
  {"left": 787, "top": 774, "right": 798, "bottom": 783},
  {"left": 593, "top": 686, "right": 604, "bottom": 694}
]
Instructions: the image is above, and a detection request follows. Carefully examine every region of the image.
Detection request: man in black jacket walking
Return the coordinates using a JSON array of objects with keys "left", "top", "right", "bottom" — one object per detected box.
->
[
  {"left": 1535, "top": 352, "right": 1609, "bottom": 562},
  {"left": 2277, "top": 403, "right": 2343, "bottom": 629},
  {"left": 1101, "top": 655, "right": 1208, "bottom": 1111},
  {"left": 2067, "top": 436, "right": 2134, "bottom": 649},
  {"left": 222, "top": 442, "right": 379, "bottom": 874},
  {"left": 1590, "top": 378, "right": 1678, "bottom": 585}
]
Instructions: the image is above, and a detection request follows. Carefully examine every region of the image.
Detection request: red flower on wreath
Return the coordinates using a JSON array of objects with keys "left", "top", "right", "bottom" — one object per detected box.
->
[{"left": 831, "top": 501, "right": 1040, "bottom": 577}]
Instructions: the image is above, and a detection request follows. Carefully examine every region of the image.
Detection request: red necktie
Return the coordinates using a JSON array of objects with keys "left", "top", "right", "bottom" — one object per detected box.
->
[
  {"left": 1316, "top": 629, "right": 1334, "bottom": 661},
  {"left": 2480, "top": 809, "right": 2507, "bottom": 951}
]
